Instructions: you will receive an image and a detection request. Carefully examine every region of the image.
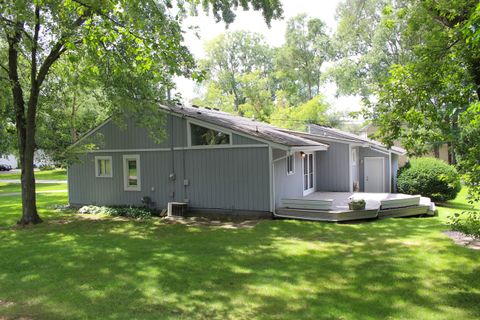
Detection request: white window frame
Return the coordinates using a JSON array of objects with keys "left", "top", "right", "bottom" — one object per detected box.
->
[
  {"left": 302, "top": 152, "right": 315, "bottom": 196},
  {"left": 94, "top": 156, "right": 113, "bottom": 178},
  {"left": 123, "top": 154, "right": 141, "bottom": 191},
  {"left": 186, "top": 119, "right": 232, "bottom": 148},
  {"left": 286, "top": 153, "right": 295, "bottom": 175}
]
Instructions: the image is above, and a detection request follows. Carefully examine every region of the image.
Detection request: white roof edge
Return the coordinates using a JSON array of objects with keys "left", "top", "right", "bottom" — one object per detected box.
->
[{"left": 290, "top": 145, "right": 329, "bottom": 152}]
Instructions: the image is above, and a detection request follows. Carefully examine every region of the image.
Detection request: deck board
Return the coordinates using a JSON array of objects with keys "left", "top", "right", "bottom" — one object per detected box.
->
[{"left": 276, "top": 192, "right": 434, "bottom": 222}]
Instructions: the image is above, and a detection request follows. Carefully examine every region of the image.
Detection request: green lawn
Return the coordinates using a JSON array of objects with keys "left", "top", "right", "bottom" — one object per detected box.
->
[
  {"left": 0, "top": 182, "right": 67, "bottom": 194},
  {"left": 0, "top": 192, "right": 479, "bottom": 319},
  {"left": 0, "top": 169, "right": 67, "bottom": 181}
]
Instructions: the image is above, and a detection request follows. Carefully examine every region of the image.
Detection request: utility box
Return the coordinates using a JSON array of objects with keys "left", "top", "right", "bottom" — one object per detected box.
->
[{"left": 167, "top": 202, "right": 188, "bottom": 217}]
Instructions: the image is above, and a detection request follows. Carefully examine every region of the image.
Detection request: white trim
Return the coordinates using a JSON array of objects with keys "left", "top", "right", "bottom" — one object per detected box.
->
[
  {"left": 290, "top": 145, "right": 328, "bottom": 152},
  {"left": 123, "top": 154, "right": 141, "bottom": 191},
  {"left": 82, "top": 144, "right": 269, "bottom": 153},
  {"left": 70, "top": 118, "right": 112, "bottom": 148},
  {"left": 286, "top": 153, "right": 295, "bottom": 176},
  {"left": 348, "top": 145, "right": 353, "bottom": 192},
  {"left": 94, "top": 156, "right": 113, "bottom": 178},
  {"left": 363, "top": 157, "right": 385, "bottom": 193},
  {"left": 302, "top": 152, "right": 315, "bottom": 196}
]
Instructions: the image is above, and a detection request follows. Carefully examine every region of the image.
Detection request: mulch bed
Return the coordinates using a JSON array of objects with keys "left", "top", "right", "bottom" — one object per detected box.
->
[{"left": 443, "top": 231, "right": 480, "bottom": 250}]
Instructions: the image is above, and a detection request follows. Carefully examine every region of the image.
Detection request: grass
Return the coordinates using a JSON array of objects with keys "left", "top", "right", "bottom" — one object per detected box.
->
[
  {"left": 0, "top": 182, "right": 67, "bottom": 194},
  {"left": 0, "top": 169, "right": 67, "bottom": 181},
  {"left": 0, "top": 191, "right": 479, "bottom": 319}
]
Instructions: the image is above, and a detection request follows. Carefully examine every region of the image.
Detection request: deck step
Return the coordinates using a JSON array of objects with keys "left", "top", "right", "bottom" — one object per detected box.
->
[
  {"left": 380, "top": 196, "right": 421, "bottom": 210},
  {"left": 378, "top": 205, "right": 429, "bottom": 218},
  {"left": 281, "top": 198, "right": 333, "bottom": 210},
  {"left": 275, "top": 207, "right": 378, "bottom": 222}
]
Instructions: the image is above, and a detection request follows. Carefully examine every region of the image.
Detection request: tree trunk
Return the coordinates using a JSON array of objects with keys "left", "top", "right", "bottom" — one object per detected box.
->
[{"left": 18, "top": 139, "right": 41, "bottom": 225}]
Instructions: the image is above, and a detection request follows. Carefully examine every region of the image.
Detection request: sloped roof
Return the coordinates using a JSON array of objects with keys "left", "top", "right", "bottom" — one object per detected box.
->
[
  {"left": 163, "top": 104, "right": 329, "bottom": 149},
  {"left": 307, "top": 124, "right": 406, "bottom": 155}
]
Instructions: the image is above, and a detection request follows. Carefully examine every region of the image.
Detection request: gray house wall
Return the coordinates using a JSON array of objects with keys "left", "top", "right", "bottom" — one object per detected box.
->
[
  {"left": 69, "top": 113, "right": 270, "bottom": 212},
  {"left": 358, "top": 147, "right": 391, "bottom": 192},
  {"left": 351, "top": 146, "right": 360, "bottom": 190},
  {"left": 315, "top": 141, "right": 350, "bottom": 192},
  {"left": 273, "top": 150, "right": 303, "bottom": 208}
]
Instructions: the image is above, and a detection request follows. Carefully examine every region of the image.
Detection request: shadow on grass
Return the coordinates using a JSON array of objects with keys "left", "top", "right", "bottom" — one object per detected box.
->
[{"left": 0, "top": 214, "right": 479, "bottom": 319}]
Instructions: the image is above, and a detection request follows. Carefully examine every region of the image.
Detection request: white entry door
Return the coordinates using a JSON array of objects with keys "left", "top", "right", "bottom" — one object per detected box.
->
[
  {"left": 303, "top": 153, "right": 314, "bottom": 195},
  {"left": 364, "top": 157, "right": 385, "bottom": 193}
]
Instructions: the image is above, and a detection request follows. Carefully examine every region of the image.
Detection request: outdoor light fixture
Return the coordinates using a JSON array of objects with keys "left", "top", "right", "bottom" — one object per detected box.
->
[{"left": 300, "top": 151, "right": 306, "bottom": 158}]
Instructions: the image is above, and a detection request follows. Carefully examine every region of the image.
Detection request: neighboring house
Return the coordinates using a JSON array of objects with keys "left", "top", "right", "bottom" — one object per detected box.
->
[
  {"left": 359, "top": 124, "right": 408, "bottom": 167},
  {"left": 0, "top": 151, "right": 53, "bottom": 169},
  {"left": 359, "top": 123, "right": 452, "bottom": 165},
  {"left": 0, "top": 154, "right": 18, "bottom": 168},
  {"left": 68, "top": 104, "right": 405, "bottom": 216}
]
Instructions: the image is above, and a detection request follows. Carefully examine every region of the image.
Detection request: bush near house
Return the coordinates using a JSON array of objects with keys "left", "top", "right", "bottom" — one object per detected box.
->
[
  {"left": 77, "top": 205, "right": 154, "bottom": 219},
  {"left": 397, "top": 158, "right": 461, "bottom": 202}
]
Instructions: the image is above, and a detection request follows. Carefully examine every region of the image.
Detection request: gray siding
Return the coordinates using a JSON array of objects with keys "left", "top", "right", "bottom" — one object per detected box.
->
[
  {"left": 82, "top": 115, "right": 186, "bottom": 150},
  {"left": 352, "top": 146, "right": 360, "bottom": 189},
  {"left": 69, "top": 115, "right": 270, "bottom": 212},
  {"left": 185, "top": 148, "right": 269, "bottom": 211},
  {"left": 358, "top": 148, "right": 391, "bottom": 192},
  {"left": 273, "top": 150, "right": 303, "bottom": 208},
  {"left": 232, "top": 134, "right": 265, "bottom": 145},
  {"left": 315, "top": 141, "right": 350, "bottom": 192}
]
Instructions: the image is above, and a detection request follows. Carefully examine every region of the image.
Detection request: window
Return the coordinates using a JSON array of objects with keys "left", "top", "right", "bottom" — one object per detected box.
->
[
  {"left": 123, "top": 155, "right": 141, "bottom": 191},
  {"left": 352, "top": 149, "right": 357, "bottom": 166},
  {"left": 286, "top": 154, "right": 295, "bottom": 175},
  {"left": 95, "top": 156, "right": 112, "bottom": 178},
  {"left": 190, "top": 123, "right": 230, "bottom": 146}
]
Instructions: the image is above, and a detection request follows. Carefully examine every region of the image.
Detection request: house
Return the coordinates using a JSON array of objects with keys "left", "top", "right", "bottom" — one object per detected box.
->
[
  {"left": 359, "top": 123, "right": 453, "bottom": 165},
  {"left": 68, "top": 104, "right": 406, "bottom": 218},
  {"left": 0, "top": 150, "right": 54, "bottom": 169}
]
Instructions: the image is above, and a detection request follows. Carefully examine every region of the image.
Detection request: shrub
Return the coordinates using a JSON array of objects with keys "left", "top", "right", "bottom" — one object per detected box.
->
[
  {"left": 39, "top": 164, "right": 56, "bottom": 171},
  {"left": 397, "top": 157, "right": 461, "bottom": 202},
  {"left": 77, "top": 205, "right": 153, "bottom": 219},
  {"left": 449, "top": 211, "right": 480, "bottom": 239}
]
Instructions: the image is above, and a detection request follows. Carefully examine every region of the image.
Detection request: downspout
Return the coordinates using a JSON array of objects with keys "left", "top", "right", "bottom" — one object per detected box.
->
[
  {"left": 182, "top": 115, "right": 187, "bottom": 202},
  {"left": 169, "top": 113, "right": 175, "bottom": 201},
  {"left": 271, "top": 150, "right": 291, "bottom": 217}
]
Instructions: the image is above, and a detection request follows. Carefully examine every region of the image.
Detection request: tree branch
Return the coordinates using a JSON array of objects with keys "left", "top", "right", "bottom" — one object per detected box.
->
[
  {"left": 36, "top": 12, "right": 90, "bottom": 88},
  {"left": 31, "top": 5, "right": 40, "bottom": 89}
]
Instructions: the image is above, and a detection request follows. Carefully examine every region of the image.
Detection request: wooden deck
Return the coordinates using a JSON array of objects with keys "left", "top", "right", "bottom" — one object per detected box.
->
[{"left": 275, "top": 192, "right": 436, "bottom": 222}]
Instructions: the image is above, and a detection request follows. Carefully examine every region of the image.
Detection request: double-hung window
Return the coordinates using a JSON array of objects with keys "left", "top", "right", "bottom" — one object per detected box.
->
[
  {"left": 95, "top": 156, "right": 112, "bottom": 178},
  {"left": 123, "top": 155, "right": 141, "bottom": 191}
]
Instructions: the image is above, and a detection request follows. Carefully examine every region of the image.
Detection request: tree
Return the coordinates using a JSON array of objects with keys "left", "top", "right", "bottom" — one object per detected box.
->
[
  {"left": 0, "top": 0, "right": 282, "bottom": 225},
  {"left": 275, "top": 14, "right": 332, "bottom": 105},
  {"left": 333, "top": 0, "right": 479, "bottom": 159},
  {"left": 269, "top": 95, "right": 338, "bottom": 131},
  {"left": 191, "top": 82, "right": 235, "bottom": 112},
  {"left": 237, "top": 71, "right": 274, "bottom": 121},
  {"left": 201, "top": 31, "right": 273, "bottom": 112}
]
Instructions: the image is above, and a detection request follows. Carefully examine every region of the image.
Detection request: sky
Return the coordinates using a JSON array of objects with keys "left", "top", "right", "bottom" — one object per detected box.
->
[{"left": 174, "top": 0, "right": 361, "bottom": 115}]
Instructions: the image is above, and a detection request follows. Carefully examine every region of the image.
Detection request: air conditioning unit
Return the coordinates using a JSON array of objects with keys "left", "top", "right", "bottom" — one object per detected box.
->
[{"left": 167, "top": 202, "right": 188, "bottom": 217}]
